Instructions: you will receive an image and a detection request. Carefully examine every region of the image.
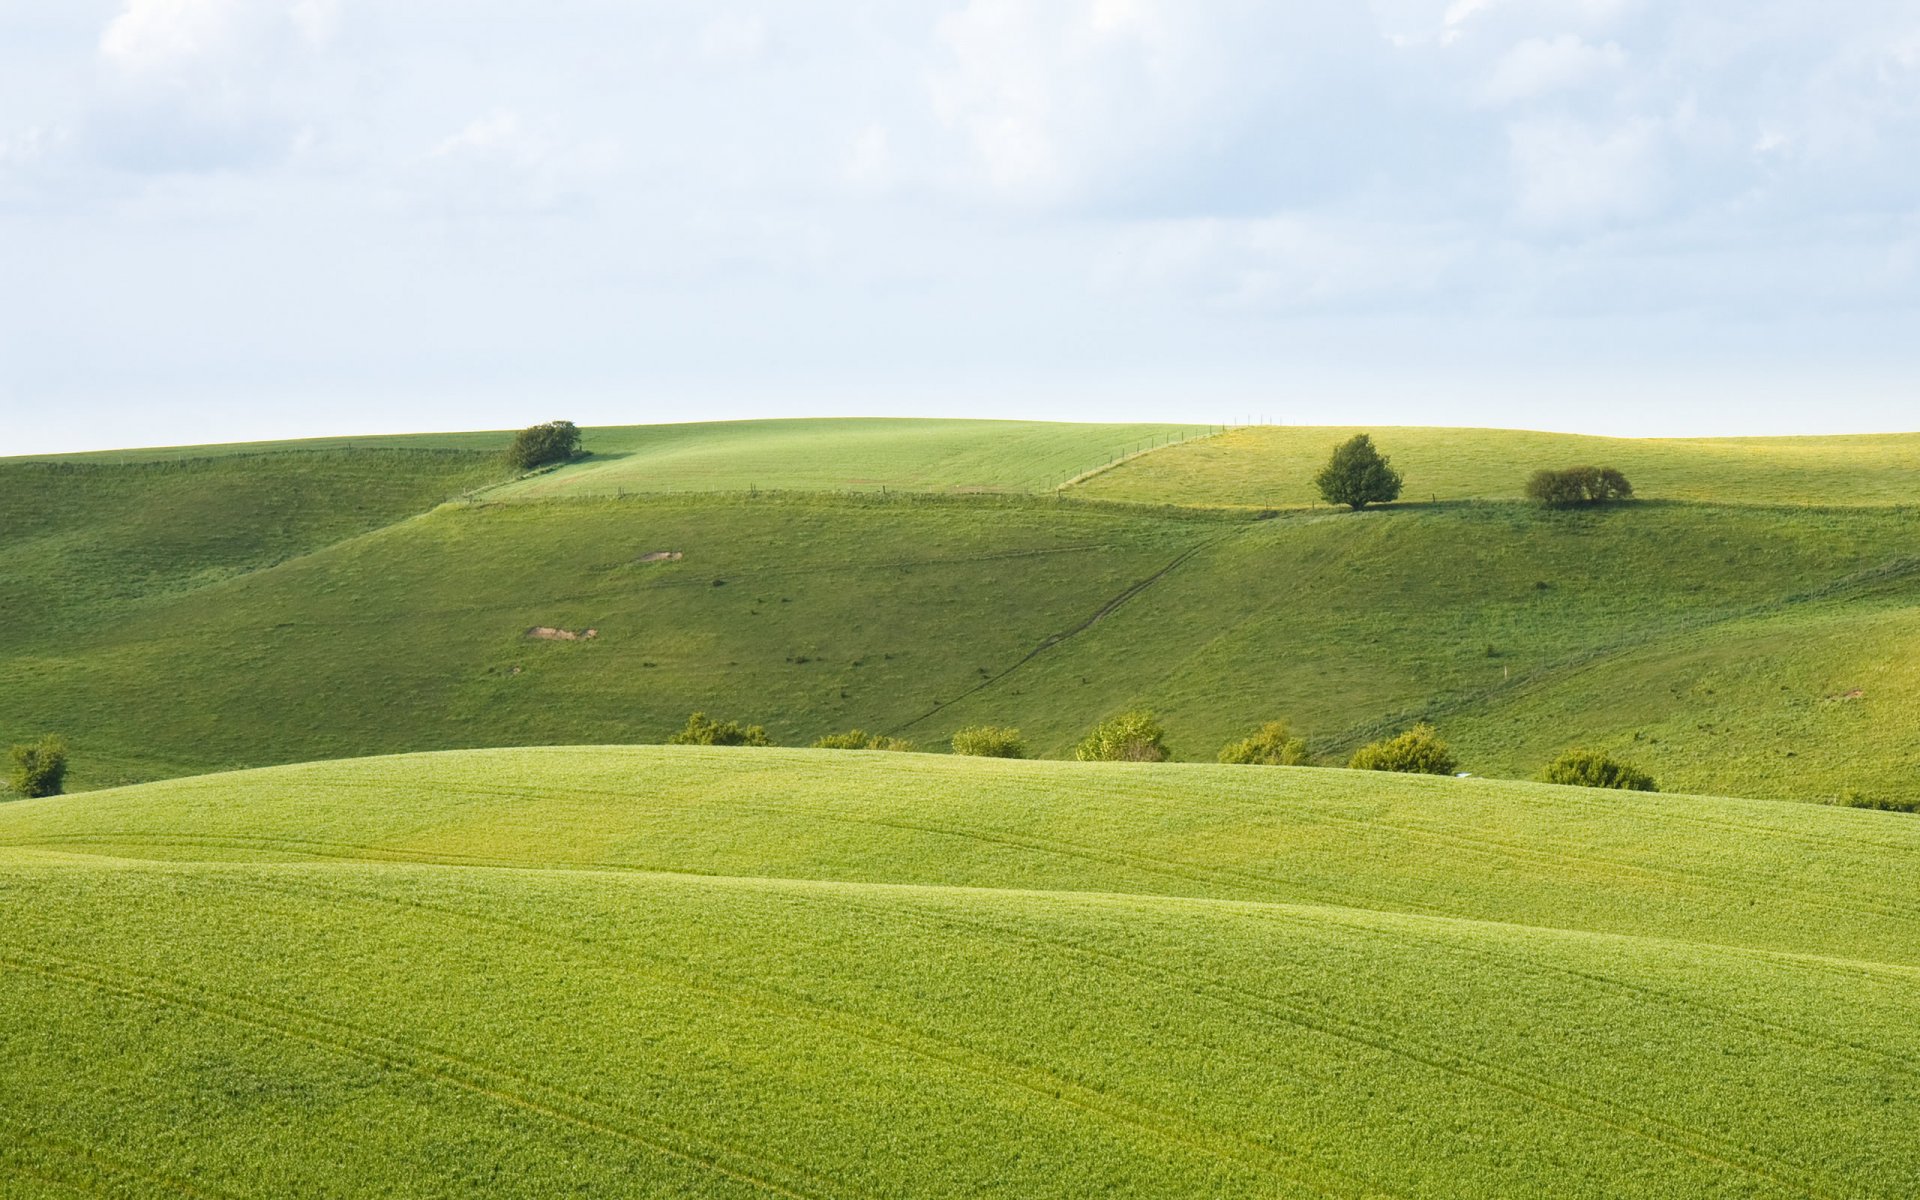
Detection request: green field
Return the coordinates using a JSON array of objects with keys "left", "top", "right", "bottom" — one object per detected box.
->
[
  {"left": 4, "top": 747, "right": 1918, "bottom": 1198},
  {"left": 5, "top": 453, "right": 1917, "bottom": 802},
  {"left": 485, "top": 418, "right": 1207, "bottom": 499},
  {"left": 1069, "top": 425, "right": 1920, "bottom": 509}
]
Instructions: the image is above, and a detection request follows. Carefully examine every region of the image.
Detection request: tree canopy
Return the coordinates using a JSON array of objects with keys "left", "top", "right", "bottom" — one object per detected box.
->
[
  {"left": 1314, "top": 434, "right": 1404, "bottom": 511},
  {"left": 505, "top": 421, "right": 584, "bottom": 472}
]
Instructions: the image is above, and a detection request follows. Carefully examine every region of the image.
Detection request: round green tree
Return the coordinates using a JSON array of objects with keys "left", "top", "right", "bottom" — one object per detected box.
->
[{"left": 1314, "top": 434, "right": 1403, "bottom": 511}]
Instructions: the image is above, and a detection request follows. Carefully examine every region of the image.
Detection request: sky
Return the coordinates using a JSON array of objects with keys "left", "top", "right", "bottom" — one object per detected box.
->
[{"left": 3, "top": 0, "right": 1918, "bottom": 453}]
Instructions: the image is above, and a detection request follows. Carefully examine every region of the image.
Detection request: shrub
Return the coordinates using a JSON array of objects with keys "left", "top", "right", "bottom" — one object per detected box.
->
[
  {"left": 667, "top": 711, "right": 770, "bottom": 747},
  {"left": 1525, "top": 465, "right": 1634, "bottom": 507},
  {"left": 1348, "top": 724, "right": 1457, "bottom": 775},
  {"left": 505, "top": 420, "right": 584, "bottom": 472},
  {"left": 1540, "top": 748, "right": 1658, "bottom": 791},
  {"left": 8, "top": 735, "right": 69, "bottom": 799},
  {"left": 1075, "top": 711, "right": 1170, "bottom": 763},
  {"left": 1218, "top": 721, "right": 1310, "bottom": 766},
  {"left": 1825, "top": 790, "right": 1917, "bottom": 813},
  {"left": 1314, "top": 434, "right": 1403, "bottom": 511},
  {"left": 813, "top": 730, "right": 916, "bottom": 752},
  {"left": 950, "top": 725, "right": 1027, "bottom": 758}
]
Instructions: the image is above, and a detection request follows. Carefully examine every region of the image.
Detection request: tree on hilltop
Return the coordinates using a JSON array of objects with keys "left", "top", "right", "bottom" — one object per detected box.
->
[
  {"left": 506, "top": 421, "right": 584, "bottom": 472},
  {"left": 1315, "top": 434, "right": 1403, "bottom": 511}
]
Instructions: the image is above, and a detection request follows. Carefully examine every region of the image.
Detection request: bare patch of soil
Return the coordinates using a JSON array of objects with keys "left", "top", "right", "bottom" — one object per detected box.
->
[{"left": 525, "top": 627, "right": 598, "bottom": 642}]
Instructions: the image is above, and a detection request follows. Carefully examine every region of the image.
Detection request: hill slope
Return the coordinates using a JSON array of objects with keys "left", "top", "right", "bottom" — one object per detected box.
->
[
  {"left": 3, "top": 748, "right": 1917, "bottom": 1198},
  {"left": 4, "top": 419, "right": 1918, "bottom": 804}
]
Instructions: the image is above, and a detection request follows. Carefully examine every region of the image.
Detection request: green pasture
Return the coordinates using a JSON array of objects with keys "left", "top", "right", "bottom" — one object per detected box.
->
[
  {"left": 1070, "top": 424, "right": 1920, "bottom": 508},
  {"left": 5, "top": 419, "right": 1920, "bottom": 804},
  {"left": 485, "top": 418, "right": 1207, "bottom": 499},
  {"left": 6, "top": 487, "right": 1920, "bottom": 802},
  {"left": 3, "top": 748, "right": 1917, "bottom": 1197}
]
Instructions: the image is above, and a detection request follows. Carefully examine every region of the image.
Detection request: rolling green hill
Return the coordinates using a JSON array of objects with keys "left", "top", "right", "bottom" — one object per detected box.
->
[
  {"left": 3, "top": 748, "right": 1917, "bottom": 1198},
  {"left": 1069, "top": 425, "right": 1920, "bottom": 509},
  {"left": 484, "top": 418, "right": 1206, "bottom": 500},
  {"left": 3, "top": 419, "right": 1918, "bottom": 805}
]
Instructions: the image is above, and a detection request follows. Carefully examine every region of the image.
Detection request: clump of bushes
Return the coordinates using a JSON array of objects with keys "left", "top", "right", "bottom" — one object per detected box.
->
[
  {"left": 1314, "top": 434, "right": 1403, "bottom": 511},
  {"left": 951, "top": 725, "right": 1027, "bottom": 758},
  {"left": 7, "top": 735, "right": 69, "bottom": 799},
  {"left": 813, "top": 730, "right": 915, "bottom": 752},
  {"left": 1348, "top": 724, "right": 1457, "bottom": 775},
  {"left": 667, "top": 711, "right": 770, "bottom": 747},
  {"left": 1540, "top": 748, "right": 1658, "bottom": 791},
  {"left": 1075, "top": 711, "right": 1170, "bottom": 763},
  {"left": 1525, "top": 466, "right": 1633, "bottom": 506},
  {"left": 505, "top": 420, "right": 584, "bottom": 471},
  {"left": 1827, "top": 790, "right": 1918, "bottom": 813},
  {"left": 1218, "top": 721, "right": 1310, "bottom": 766}
]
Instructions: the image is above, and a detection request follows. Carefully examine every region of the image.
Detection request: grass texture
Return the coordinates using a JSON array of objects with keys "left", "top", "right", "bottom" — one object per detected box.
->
[
  {"left": 5, "top": 419, "right": 1919, "bottom": 805},
  {"left": 3, "top": 747, "right": 1918, "bottom": 1198},
  {"left": 1070, "top": 425, "right": 1920, "bottom": 509},
  {"left": 485, "top": 418, "right": 1207, "bottom": 500}
]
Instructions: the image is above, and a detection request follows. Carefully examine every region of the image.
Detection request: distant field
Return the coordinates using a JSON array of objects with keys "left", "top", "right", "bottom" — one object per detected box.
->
[
  {"left": 3, "top": 748, "right": 1917, "bottom": 1197},
  {"left": 487, "top": 418, "right": 1207, "bottom": 499},
  {"left": 1070, "top": 425, "right": 1920, "bottom": 508},
  {"left": 11, "top": 418, "right": 1209, "bottom": 496}
]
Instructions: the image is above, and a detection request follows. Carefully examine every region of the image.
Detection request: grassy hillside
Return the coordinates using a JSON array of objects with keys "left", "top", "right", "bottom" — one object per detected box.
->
[
  {"left": 485, "top": 418, "right": 1207, "bottom": 500},
  {"left": 3, "top": 748, "right": 1917, "bottom": 1198},
  {"left": 5, "top": 419, "right": 1919, "bottom": 804},
  {"left": 7, "top": 485, "right": 1916, "bottom": 802},
  {"left": 1070, "top": 425, "right": 1920, "bottom": 508},
  {"left": 15, "top": 417, "right": 1207, "bottom": 496}
]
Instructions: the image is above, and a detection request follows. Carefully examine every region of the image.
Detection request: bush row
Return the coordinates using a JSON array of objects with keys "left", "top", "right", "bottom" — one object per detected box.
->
[{"left": 653, "top": 712, "right": 1668, "bottom": 793}]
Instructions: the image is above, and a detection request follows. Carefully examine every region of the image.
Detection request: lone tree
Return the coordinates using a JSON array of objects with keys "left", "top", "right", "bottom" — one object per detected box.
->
[
  {"left": 1314, "top": 434, "right": 1403, "bottom": 511},
  {"left": 1525, "top": 466, "right": 1633, "bottom": 507},
  {"left": 8, "top": 735, "right": 69, "bottom": 799},
  {"left": 505, "top": 420, "right": 584, "bottom": 472}
]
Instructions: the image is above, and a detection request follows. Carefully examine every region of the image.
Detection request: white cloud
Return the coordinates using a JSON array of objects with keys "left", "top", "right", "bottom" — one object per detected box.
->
[
  {"left": 699, "top": 15, "right": 769, "bottom": 67},
  {"left": 1480, "top": 35, "right": 1625, "bottom": 105},
  {"left": 1508, "top": 115, "right": 1663, "bottom": 230},
  {"left": 844, "top": 123, "right": 892, "bottom": 191}
]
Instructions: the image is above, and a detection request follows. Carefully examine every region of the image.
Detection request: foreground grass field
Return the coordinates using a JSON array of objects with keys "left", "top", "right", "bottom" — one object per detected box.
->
[
  {"left": 1070, "top": 425, "right": 1920, "bottom": 508},
  {"left": 3, "top": 747, "right": 1917, "bottom": 1197}
]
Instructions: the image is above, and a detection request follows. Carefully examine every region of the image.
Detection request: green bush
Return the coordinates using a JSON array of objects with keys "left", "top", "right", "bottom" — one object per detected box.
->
[
  {"left": 667, "top": 711, "right": 770, "bottom": 747},
  {"left": 1825, "top": 790, "right": 1916, "bottom": 813},
  {"left": 950, "top": 726, "right": 1026, "bottom": 758},
  {"left": 1540, "top": 748, "right": 1658, "bottom": 791},
  {"left": 1314, "top": 434, "right": 1403, "bottom": 511},
  {"left": 1075, "top": 711, "right": 1170, "bottom": 763},
  {"left": 813, "top": 730, "right": 916, "bottom": 752},
  {"left": 1218, "top": 721, "right": 1310, "bottom": 766},
  {"left": 1525, "top": 466, "right": 1634, "bottom": 507},
  {"left": 1348, "top": 724, "right": 1457, "bottom": 775},
  {"left": 505, "top": 421, "right": 584, "bottom": 472},
  {"left": 8, "top": 735, "right": 69, "bottom": 799}
]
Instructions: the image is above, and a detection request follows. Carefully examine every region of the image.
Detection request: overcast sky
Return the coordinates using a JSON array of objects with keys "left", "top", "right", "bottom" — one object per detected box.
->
[{"left": 3, "top": 1, "right": 1918, "bottom": 452}]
